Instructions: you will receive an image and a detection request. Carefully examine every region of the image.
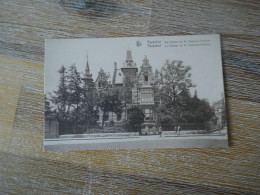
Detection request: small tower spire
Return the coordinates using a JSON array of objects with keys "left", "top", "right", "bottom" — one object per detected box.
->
[
  {"left": 82, "top": 52, "right": 93, "bottom": 87},
  {"left": 194, "top": 90, "right": 198, "bottom": 98},
  {"left": 155, "top": 69, "right": 159, "bottom": 77},
  {"left": 85, "top": 53, "right": 91, "bottom": 76},
  {"left": 112, "top": 62, "right": 117, "bottom": 85}
]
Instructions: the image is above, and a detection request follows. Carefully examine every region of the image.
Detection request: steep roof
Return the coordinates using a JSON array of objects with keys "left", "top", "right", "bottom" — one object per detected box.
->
[
  {"left": 123, "top": 50, "right": 137, "bottom": 68},
  {"left": 115, "top": 69, "right": 124, "bottom": 84},
  {"left": 84, "top": 54, "right": 92, "bottom": 79}
]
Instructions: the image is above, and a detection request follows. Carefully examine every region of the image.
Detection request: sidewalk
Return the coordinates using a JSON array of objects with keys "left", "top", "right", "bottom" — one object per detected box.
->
[
  {"left": 45, "top": 128, "right": 227, "bottom": 142},
  {"left": 161, "top": 127, "right": 227, "bottom": 137}
]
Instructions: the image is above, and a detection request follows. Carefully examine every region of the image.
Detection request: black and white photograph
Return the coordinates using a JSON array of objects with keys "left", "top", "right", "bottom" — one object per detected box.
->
[{"left": 44, "top": 34, "right": 228, "bottom": 151}]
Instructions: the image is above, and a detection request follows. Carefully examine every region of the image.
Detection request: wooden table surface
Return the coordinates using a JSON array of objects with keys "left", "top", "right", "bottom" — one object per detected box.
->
[{"left": 1, "top": 0, "right": 259, "bottom": 194}]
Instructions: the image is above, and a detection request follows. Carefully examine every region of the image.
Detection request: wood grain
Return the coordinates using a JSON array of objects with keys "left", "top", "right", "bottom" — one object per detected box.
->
[{"left": 1, "top": 0, "right": 260, "bottom": 194}]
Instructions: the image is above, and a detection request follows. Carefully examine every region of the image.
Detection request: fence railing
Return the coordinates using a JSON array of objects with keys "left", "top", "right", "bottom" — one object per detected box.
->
[
  {"left": 161, "top": 124, "right": 206, "bottom": 131},
  {"left": 58, "top": 119, "right": 210, "bottom": 135}
]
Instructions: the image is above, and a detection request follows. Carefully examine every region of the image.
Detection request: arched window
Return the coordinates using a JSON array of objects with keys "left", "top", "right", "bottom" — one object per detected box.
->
[
  {"left": 98, "top": 81, "right": 101, "bottom": 88},
  {"left": 144, "top": 75, "right": 148, "bottom": 82}
]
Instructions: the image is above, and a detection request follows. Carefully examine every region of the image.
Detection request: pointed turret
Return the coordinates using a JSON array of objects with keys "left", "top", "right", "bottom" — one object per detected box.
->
[
  {"left": 126, "top": 50, "right": 132, "bottom": 61},
  {"left": 121, "top": 50, "right": 138, "bottom": 79},
  {"left": 84, "top": 54, "right": 92, "bottom": 79},
  {"left": 125, "top": 50, "right": 134, "bottom": 67},
  {"left": 155, "top": 69, "right": 158, "bottom": 76},
  {"left": 142, "top": 55, "right": 151, "bottom": 67},
  {"left": 82, "top": 53, "right": 93, "bottom": 87}
]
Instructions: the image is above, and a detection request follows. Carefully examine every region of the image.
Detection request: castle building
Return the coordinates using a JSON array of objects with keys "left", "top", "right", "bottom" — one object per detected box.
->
[{"left": 89, "top": 50, "right": 158, "bottom": 130}]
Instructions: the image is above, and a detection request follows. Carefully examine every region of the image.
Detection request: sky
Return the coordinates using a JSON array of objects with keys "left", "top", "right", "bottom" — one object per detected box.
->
[{"left": 45, "top": 34, "right": 225, "bottom": 104}]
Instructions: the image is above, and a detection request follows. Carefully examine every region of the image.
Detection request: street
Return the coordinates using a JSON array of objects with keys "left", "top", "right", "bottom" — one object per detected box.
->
[{"left": 44, "top": 130, "right": 228, "bottom": 151}]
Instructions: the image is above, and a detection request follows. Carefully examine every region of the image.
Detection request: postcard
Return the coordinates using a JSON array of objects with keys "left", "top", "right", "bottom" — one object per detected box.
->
[{"left": 44, "top": 34, "right": 228, "bottom": 151}]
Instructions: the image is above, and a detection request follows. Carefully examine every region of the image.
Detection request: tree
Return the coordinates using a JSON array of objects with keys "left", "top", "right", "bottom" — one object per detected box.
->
[
  {"left": 80, "top": 80, "right": 98, "bottom": 130},
  {"left": 50, "top": 65, "right": 69, "bottom": 120},
  {"left": 110, "top": 89, "right": 124, "bottom": 119},
  {"left": 96, "top": 71, "right": 112, "bottom": 128},
  {"left": 67, "top": 64, "right": 83, "bottom": 133},
  {"left": 191, "top": 97, "right": 215, "bottom": 124},
  {"left": 127, "top": 106, "right": 145, "bottom": 133},
  {"left": 155, "top": 103, "right": 176, "bottom": 131},
  {"left": 97, "top": 72, "right": 124, "bottom": 128},
  {"left": 44, "top": 94, "right": 53, "bottom": 116},
  {"left": 178, "top": 91, "right": 216, "bottom": 130},
  {"left": 158, "top": 60, "right": 195, "bottom": 127},
  {"left": 160, "top": 60, "right": 195, "bottom": 103}
]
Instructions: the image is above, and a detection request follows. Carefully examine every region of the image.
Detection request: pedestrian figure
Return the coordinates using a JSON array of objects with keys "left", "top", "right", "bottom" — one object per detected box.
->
[
  {"left": 159, "top": 126, "right": 162, "bottom": 137},
  {"left": 175, "top": 126, "right": 178, "bottom": 135},
  {"left": 152, "top": 125, "right": 156, "bottom": 135},
  {"left": 177, "top": 125, "right": 181, "bottom": 136}
]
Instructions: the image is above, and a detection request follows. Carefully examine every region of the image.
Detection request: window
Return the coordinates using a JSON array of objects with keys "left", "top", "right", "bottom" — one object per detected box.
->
[
  {"left": 144, "top": 75, "right": 148, "bottom": 82},
  {"left": 141, "top": 93, "right": 154, "bottom": 103},
  {"left": 98, "top": 81, "right": 101, "bottom": 88},
  {"left": 144, "top": 109, "right": 153, "bottom": 120},
  {"left": 145, "top": 109, "right": 150, "bottom": 120}
]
